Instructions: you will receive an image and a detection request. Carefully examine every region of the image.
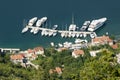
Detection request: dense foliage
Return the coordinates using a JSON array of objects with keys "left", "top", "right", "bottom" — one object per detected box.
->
[{"left": 0, "top": 44, "right": 120, "bottom": 80}]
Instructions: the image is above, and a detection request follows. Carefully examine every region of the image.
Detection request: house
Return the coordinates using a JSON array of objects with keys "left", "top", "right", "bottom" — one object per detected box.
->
[
  {"left": 34, "top": 47, "right": 44, "bottom": 55},
  {"left": 49, "top": 67, "right": 62, "bottom": 75},
  {"left": 55, "top": 67, "right": 62, "bottom": 75},
  {"left": 116, "top": 53, "right": 120, "bottom": 64},
  {"left": 57, "top": 47, "right": 68, "bottom": 52},
  {"left": 91, "top": 35, "right": 113, "bottom": 46},
  {"left": 10, "top": 54, "right": 25, "bottom": 63},
  {"left": 89, "top": 50, "right": 102, "bottom": 57},
  {"left": 110, "top": 44, "right": 118, "bottom": 49},
  {"left": 22, "top": 49, "right": 38, "bottom": 60},
  {"left": 26, "top": 49, "right": 35, "bottom": 57},
  {"left": 72, "top": 49, "right": 84, "bottom": 58}
]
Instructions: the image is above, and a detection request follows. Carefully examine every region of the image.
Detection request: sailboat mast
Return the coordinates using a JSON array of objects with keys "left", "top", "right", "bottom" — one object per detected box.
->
[{"left": 72, "top": 14, "right": 74, "bottom": 24}]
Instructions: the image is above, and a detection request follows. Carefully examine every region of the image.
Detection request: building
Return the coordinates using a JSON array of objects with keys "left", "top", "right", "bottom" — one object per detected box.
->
[
  {"left": 49, "top": 67, "right": 62, "bottom": 75},
  {"left": 57, "top": 47, "right": 68, "bottom": 52},
  {"left": 21, "top": 49, "right": 37, "bottom": 61},
  {"left": 34, "top": 47, "right": 44, "bottom": 55},
  {"left": 110, "top": 44, "right": 118, "bottom": 49},
  {"left": 10, "top": 54, "right": 25, "bottom": 64},
  {"left": 116, "top": 53, "right": 120, "bottom": 64},
  {"left": 91, "top": 35, "right": 113, "bottom": 46},
  {"left": 72, "top": 49, "right": 84, "bottom": 58},
  {"left": 55, "top": 67, "right": 62, "bottom": 75},
  {"left": 89, "top": 50, "right": 102, "bottom": 57}
]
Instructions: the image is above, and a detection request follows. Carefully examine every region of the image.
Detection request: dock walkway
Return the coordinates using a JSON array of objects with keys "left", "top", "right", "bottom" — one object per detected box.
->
[{"left": 0, "top": 48, "right": 20, "bottom": 53}]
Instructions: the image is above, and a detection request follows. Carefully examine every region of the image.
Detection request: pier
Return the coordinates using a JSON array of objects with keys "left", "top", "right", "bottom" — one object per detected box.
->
[
  {"left": 0, "top": 48, "right": 20, "bottom": 53},
  {"left": 27, "top": 25, "right": 97, "bottom": 38}
]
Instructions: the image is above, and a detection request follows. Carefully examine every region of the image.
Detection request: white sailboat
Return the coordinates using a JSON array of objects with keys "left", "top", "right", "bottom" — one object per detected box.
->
[
  {"left": 22, "top": 26, "right": 29, "bottom": 33},
  {"left": 28, "top": 17, "right": 37, "bottom": 26}
]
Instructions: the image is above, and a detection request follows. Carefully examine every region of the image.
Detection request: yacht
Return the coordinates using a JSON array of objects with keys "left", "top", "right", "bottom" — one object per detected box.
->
[
  {"left": 88, "top": 17, "right": 107, "bottom": 32},
  {"left": 80, "top": 21, "right": 90, "bottom": 31},
  {"left": 36, "top": 19, "right": 42, "bottom": 27},
  {"left": 21, "top": 26, "right": 29, "bottom": 33},
  {"left": 28, "top": 17, "right": 37, "bottom": 26},
  {"left": 36, "top": 17, "right": 47, "bottom": 27}
]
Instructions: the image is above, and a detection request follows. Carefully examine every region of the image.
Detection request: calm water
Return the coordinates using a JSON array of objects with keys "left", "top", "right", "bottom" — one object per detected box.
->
[{"left": 0, "top": 0, "right": 120, "bottom": 50}]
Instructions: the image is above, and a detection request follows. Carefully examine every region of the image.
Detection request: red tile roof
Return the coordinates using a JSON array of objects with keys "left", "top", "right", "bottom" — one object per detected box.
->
[
  {"left": 27, "top": 49, "right": 34, "bottom": 53},
  {"left": 34, "top": 47, "right": 44, "bottom": 52},
  {"left": 73, "top": 49, "right": 84, "bottom": 55},
  {"left": 111, "top": 44, "right": 118, "bottom": 49},
  {"left": 55, "top": 67, "right": 62, "bottom": 74},
  {"left": 93, "top": 35, "right": 112, "bottom": 43},
  {"left": 10, "top": 54, "right": 24, "bottom": 60}
]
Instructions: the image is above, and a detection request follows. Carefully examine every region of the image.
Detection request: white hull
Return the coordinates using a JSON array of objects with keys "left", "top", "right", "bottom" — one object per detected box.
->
[
  {"left": 28, "top": 17, "right": 37, "bottom": 26},
  {"left": 22, "top": 27, "right": 28, "bottom": 33},
  {"left": 33, "top": 28, "right": 39, "bottom": 34},
  {"left": 88, "top": 17, "right": 107, "bottom": 32},
  {"left": 36, "top": 17, "right": 47, "bottom": 27},
  {"left": 80, "top": 21, "right": 90, "bottom": 31}
]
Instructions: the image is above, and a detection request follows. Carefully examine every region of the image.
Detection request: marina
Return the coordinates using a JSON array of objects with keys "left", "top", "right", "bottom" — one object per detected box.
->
[{"left": 21, "top": 17, "right": 100, "bottom": 38}]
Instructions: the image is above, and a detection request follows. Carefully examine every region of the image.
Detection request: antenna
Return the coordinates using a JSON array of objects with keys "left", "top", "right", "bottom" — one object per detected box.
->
[
  {"left": 23, "top": 19, "right": 27, "bottom": 28},
  {"left": 72, "top": 13, "right": 74, "bottom": 24},
  {"left": 65, "top": 24, "right": 67, "bottom": 31}
]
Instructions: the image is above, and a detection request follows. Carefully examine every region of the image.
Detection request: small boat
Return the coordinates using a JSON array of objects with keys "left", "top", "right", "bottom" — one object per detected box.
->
[
  {"left": 61, "top": 33, "right": 65, "bottom": 38},
  {"left": 52, "top": 25, "right": 58, "bottom": 30},
  {"left": 48, "top": 31, "right": 53, "bottom": 36},
  {"left": 72, "top": 33, "right": 76, "bottom": 38},
  {"left": 21, "top": 26, "right": 29, "bottom": 33},
  {"left": 58, "top": 43, "right": 63, "bottom": 47},
  {"left": 83, "top": 33, "right": 87, "bottom": 38},
  {"left": 75, "top": 39, "right": 88, "bottom": 44},
  {"left": 33, "top": 27, "right": 39, "bottom": 34},
  {"left": 53, "top": 32, "right": 57, "bottom": 36},
  {"left": 41, "top": 30, "right": 45, "bottom": 36},
  {"left": 80, "top": 33, "right": 83, "bottom": 37},
  {"left": 68, "top": 32, "right": 72, "bottom": 37},
  {"left": 30, "top": 27, "right": 35, "bottom": 33},
  {"left": 90, "top": 33, "right": 95, "bottom": 38},
  {"left": 50, "top": 42, "right": 54, "bottom": 47},
  {"left": 44, "top": 30, "right": 49, "bottom": 36},
  {"left": 76, "top": 33, "right": 79, "bottom": 38}
]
